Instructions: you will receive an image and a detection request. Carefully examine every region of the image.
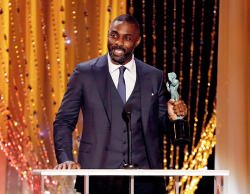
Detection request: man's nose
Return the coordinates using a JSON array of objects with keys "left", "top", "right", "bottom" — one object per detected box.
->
[{"left": 116, "top": 37, "right": 124, "bottom": 46}]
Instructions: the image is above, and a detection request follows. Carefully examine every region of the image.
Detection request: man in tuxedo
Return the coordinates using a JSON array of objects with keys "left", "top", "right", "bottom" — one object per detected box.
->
[{"left": 53, "top": 14, "right": 187, "bottom": 194}]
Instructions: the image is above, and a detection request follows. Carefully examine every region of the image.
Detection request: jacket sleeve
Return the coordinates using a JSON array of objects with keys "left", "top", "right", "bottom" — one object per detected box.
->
[
  {"left": 53, "top": 64, "right": 83, "bottom": 164},
  {"left": 157, "top": 71, "right": 174, "bottom": 134}
]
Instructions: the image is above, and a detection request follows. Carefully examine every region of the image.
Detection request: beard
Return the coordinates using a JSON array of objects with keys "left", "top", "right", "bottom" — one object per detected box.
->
[{"left": 108, "top": 45, "right": 133, "bottom": 64}]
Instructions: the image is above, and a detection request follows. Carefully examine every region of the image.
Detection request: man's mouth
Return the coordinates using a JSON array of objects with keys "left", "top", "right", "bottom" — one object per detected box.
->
[
  {"left": 113, "top": 49, "right": 125, "bottom": 56},
  {"left": 111, "top": 46, "right": 126, "bottom": 56}
]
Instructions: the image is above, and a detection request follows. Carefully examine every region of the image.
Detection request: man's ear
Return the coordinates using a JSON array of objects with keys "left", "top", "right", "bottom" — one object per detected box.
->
[{"left": 135, "top": 36, "right": 141, "bottom": 47}]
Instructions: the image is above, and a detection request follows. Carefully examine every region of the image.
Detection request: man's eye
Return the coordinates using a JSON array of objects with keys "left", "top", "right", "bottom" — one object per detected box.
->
[
  {"left": 111, "top": 34, "right": 117, "bottom": 37},
  {"left": 125, "top": 37, "right": 131, "bottom": 41}
]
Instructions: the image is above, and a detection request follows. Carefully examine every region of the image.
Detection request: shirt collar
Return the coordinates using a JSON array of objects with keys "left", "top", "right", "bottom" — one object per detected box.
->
[{"left": 108, "top": 53, "right": 135, "bottom": 74}]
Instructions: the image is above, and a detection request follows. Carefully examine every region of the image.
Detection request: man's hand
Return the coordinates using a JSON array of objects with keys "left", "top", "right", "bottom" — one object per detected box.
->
[
  {"left": 167, "top": 99, "right": 187, "bottom": 121},
  {"left": 54, "top": 161, "right": 81, "bottom": 170}
]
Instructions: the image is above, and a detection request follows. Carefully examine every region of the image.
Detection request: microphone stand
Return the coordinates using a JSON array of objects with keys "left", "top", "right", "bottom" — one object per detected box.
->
[
  {"left": 123, "top": 111, "right": 138, "bottom": 169},
  {"left": 122, "top": 106, "right": 138, "bottom": 194}
]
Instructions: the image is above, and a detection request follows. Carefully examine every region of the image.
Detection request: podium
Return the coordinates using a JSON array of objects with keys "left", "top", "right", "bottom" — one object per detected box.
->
[{"left": 33, "top": 169, "right": 229, "bottom": 194}]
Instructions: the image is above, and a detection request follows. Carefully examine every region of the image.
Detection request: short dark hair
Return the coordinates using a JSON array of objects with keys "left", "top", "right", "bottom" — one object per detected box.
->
[{"left": 112, "top": 14, "right": 140, "bottom": 33}]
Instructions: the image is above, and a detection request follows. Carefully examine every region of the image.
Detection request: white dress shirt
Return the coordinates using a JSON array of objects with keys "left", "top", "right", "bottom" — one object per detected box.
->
[{"left": 108, "top": 54, "right": 137, "bottom": 101}]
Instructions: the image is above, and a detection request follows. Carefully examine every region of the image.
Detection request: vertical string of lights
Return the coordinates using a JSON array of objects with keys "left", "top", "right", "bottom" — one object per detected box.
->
[
  {"left": 201, "top": 0, "right": 218, "bottom": 132},
  {"left": 50, "top": 0, "right": 64, "bottom": 94},
  {"left": 163, "top": 0, "right": 167, "bottom": 82},
  {"left": 72, "top": 0, "right": 80, "bottom": 63},
  {"left": 120, "top": 0, "right": 125, "bottom": 14},
  {"left": 142, "top": 0, "right": 146, "bottom": 62},
  {"left": 165, "top": 145, "right": 175, "bottom": 191},
  {"left": 175, "top": 146, "right": 180, "bottom": 169},
  {"left": 163, "top": 134, "right": 168, "bottom": 190},
  {"left": 174, "top": 0, "right": 186, "bottom": 176},
  {"left": 69, "top": 0, "right": 81, "bottom": 161},
  {"left": 11, "top": 1, "right": 35, "bottom": 148},
  {"left": 181, "top": 0, "right": 196, "bottom": 191},
  {"left": 96, "top": 0, "right": 102, "bottom": 56},
  {"left": 129, "top": 0, "right": 134, "bottom": 15},
  {"left": 187, "top": 0, "right": 196, "bottom": 125},
  {"left": 83, "top": 0, "right": 91, "bottom": 60},
  {"left": 38, "top": 0, "right": 57, "bottom": 115},
  {"left": 0, "top": 48, "right": 9, "bottom": 84},
  {"left": 180, "top": 147, "right": 189, "bottom": 193},
  {"left": 69, "top": 0, "right": 80, "bottom": 163},
  {"left": 172, "top": 0, "right": 177, "bottom": 72},
  {"left": 178, "top": 0, "right": 185, "bottom": 99},
  {"left": 26, "top": 0, "right": 55, "bottom": 167},
  {"left": 2, "top": 1, "right": 26, "bottom": 139},
  {"left": 152, "top": 0, "right": 156, "bottom": 67},
  {"left": 65, "top": 0, "right": 80, "bottom": 164},
  {"left": 60, "top": 0, "right": 70, "bottom": 81},
  {"left": 108, "top": 0, "right": 112, "bottom": 27},
  {"left": 168, "top": 1, "right": 178, "bottom": 191},
  {"left": 5, "top": 2, "right": 27, "bottom": 133},
  {"left": 0, "top": 36, "right": 9, "bottom": 87},
  {"left": 191, "top": 0, "right": 205, "bottom": 152},
  {"left": 162, "top": 1, "right": 168, "bottom": 192}
]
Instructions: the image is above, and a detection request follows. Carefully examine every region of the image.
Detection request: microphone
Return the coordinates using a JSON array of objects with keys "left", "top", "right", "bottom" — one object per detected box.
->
[
  {"left": 122, "top": 104, "right": 138, "bottom": 169},
  {"left": 122, "top": 104, "right": 132, "bottom": 123}
]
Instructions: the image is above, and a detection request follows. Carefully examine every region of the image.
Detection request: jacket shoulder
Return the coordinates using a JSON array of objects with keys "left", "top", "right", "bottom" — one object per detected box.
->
[
  {"left": 75, "top": 57, "right": 100, "bottom": 71},
  {"left": 135, "top": 58, "right": 163, "bottom": 75}
]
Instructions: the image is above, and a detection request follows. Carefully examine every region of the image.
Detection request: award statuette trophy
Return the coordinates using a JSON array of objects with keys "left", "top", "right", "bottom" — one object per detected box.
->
[{"left": 166, "top": 72, "right": 190, "bottom": 146}]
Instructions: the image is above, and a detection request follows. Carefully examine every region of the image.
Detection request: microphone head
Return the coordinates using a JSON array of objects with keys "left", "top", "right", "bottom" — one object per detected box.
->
[
  {"left": 123, "top": 104, "right": 132, "bottom": 115},
  {"left": 122, "top": 104, "right": 132, "bottom": 123}
]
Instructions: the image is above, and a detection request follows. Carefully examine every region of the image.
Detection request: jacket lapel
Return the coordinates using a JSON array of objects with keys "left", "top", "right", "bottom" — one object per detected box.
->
[
  {"left": 135, "top": 58, "right": 152, "bottom": 134},
  {"left": 92, "top": 54, "right": 111, "bottom": 124}
]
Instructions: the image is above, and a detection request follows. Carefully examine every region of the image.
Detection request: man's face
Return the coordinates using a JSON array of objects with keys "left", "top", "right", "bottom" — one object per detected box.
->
[{"left": 108, "top": 21, "right": 141, "bottom": 65}]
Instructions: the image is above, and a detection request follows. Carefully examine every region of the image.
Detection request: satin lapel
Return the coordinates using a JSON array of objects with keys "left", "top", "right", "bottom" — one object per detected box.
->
[
  {"left": 91, "top": 54, "right": 111, "bottom": 124},
  {"left": 135, "top": 58, "right": 152, "bottom": 134}
]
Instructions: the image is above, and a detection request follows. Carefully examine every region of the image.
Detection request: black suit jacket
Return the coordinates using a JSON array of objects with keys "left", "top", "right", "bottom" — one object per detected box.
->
[{"left": 53, "top": 54, "right": 172, "bottom": 169}]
